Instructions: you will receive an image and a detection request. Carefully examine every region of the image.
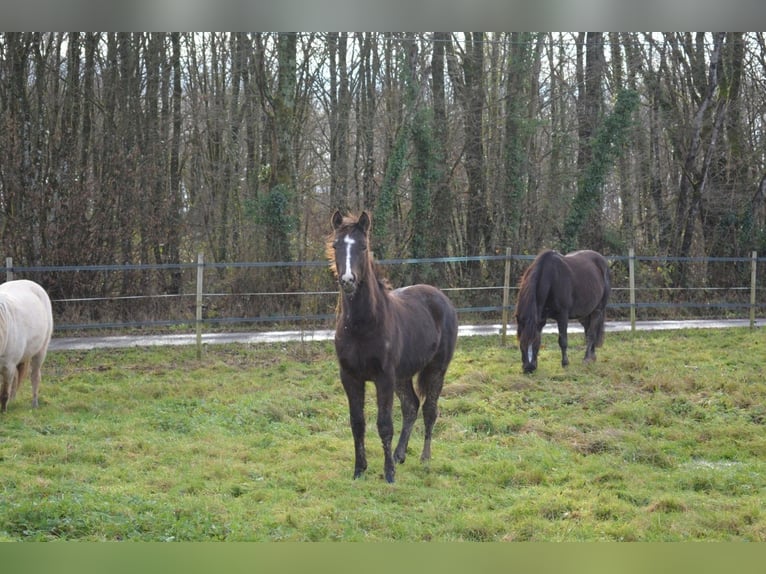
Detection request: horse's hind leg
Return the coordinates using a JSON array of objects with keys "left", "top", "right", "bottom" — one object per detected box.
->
[
  {"left": 1, "top": 363, "right": 15, "bottom": 413},
  {"left": 29, "top": 356, "right": 43, "bottom": 408},
  {"left": 13, "top": 360, "right": 29, "bottom": 403},
  {"left": 582, "top": 311, "right": 602, "bottom": 363},
  {"left": 557, "top": 317, "right": 570, "bottom": 367},
  {"left": 419, "top": 366, "right": 446, "bottom": 462},
  {"left": 393, "top": 378, "right": 419, "bottom": 464}
]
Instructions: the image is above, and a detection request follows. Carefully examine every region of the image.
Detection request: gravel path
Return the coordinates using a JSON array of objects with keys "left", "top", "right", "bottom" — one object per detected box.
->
[{"left": 48, "top": 319, "right": 761, "bottom": 351}]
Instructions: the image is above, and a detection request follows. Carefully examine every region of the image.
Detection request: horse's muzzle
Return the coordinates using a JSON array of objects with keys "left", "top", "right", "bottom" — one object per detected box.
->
[
  {"left": 521, "top": 345, "right": 537, "bottom": 373},
  {"left": 339, "top": 275, "right": 357, "bottom": 294}
]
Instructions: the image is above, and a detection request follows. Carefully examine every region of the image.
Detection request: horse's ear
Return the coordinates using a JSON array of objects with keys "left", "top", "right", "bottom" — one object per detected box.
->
[
  {"left": 331, "top": 210, "right": 344, "bottom": 230},
  {"left": 358, "top": 211, "right": 371, "bottom": 234}
]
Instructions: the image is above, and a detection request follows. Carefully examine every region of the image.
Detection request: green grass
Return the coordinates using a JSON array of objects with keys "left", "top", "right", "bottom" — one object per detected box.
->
[{"left": 1, "top": 328, "right": 765, "bottom": 541}]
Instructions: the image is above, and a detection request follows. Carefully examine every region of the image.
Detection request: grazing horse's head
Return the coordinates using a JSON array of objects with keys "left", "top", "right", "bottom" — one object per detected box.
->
[
  {"left": 515, "top": 260, "right": 546, "bottom": 374},
  {"left": 330, "top": 210, "right": 372, "bottom": 297},
  {"left": 516, "top": 314, "right": 543, "bottom": 374}
]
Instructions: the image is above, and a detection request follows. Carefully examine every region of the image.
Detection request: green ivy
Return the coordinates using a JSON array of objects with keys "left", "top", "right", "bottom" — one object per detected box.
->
[
  {"left": 411, "top": 108, "right": 435, "bottom": 260},
  {"left": 561, "top": 89, "right": 639, "bottom": 253},
  {"left": 253, "top": 183, "right": 297, "bottom": 261},
  {"left": 373, "top": 124, "right": 409, "bottom": 258}
]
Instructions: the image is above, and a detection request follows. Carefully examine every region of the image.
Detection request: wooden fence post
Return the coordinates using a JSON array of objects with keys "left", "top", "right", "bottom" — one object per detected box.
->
[
  {"left": 196, "top": 252, "right": 204, "bottom": 359},
  {"left": 629, "top": 248, "right": 636, "bottom": 333},
  {"left": 5, "top": 257, "right": 13, "bottom": 282},
  {"left": 501, "top": 247, "right": 512, "bottom": 346},
  {"left": 751, "top": 251, "right": 757, "bottom": 330}
]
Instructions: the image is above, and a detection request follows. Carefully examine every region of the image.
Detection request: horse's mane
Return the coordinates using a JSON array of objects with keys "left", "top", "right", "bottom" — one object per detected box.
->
[{"left": 516, "top": 250, "right": 560, "bottom": 341}]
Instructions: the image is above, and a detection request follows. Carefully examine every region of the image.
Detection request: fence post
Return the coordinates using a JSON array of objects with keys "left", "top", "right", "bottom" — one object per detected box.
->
[
  {"left": 196, "top": 252, "right": 204, "bottom": 359},
  {"left": 5, "top": 257, "right": 13, "bottom": 282},
  {"left": 751, "top": 251, "right": 757, "bottom": 330},
  {"left": 501, "top": 247, "right": 512, "bottom": 346},
  {"left": 629, "top": 248, "right": 636, "bottom": 333}
]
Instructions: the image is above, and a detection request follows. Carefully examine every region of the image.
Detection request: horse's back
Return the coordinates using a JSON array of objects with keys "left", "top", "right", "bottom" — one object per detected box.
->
[
  {"left": 566, "top": 250, "right": 609, "bottom": 289},
  {"left": 0, "top": 280, "right": 54, "bottom": 359},
  {"left": 563, "top": 250, "right": 610, "bottom": 314},
  {"left": 392, "top": 284, "right": 457, "bottom": 335},
  {"left": 565, "top": 249, "right": 608, "bottom": 270},
  {"left": 391, "top": 284, "right": 458, "bottom": 366}
]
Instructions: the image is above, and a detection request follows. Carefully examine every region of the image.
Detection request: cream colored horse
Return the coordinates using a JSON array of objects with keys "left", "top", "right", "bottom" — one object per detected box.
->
[{"left": 0, "top": 280, "right": 53, "bottom": 412}]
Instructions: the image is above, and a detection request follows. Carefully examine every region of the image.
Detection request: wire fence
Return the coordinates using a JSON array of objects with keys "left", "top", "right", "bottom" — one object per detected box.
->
[{"left": 3, "top": 251, "right": 765, "bottom": 336}]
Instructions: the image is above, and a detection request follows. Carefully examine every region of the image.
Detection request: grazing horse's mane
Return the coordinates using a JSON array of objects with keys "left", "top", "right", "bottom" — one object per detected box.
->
[{"left": 516, "top": 249, "right": 558, "bottom": 343}]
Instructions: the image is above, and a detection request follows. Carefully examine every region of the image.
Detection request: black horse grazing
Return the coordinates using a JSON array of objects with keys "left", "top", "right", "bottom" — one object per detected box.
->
[
  {"left": 329, "top": 210, "right": 458, "bottom": 483},
  {"left": 515, "top": 249, "right": 610, "bottom": 374}
]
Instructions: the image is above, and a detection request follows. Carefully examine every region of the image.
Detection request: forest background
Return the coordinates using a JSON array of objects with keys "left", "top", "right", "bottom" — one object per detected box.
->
[{"left": 1, "top": 32, "right": 765, "bottom": 325}]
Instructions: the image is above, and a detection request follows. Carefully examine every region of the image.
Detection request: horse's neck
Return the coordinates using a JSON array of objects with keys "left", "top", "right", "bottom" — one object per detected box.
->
[{"left": 340, "top": 277, "right": 387, "bottom": 331}]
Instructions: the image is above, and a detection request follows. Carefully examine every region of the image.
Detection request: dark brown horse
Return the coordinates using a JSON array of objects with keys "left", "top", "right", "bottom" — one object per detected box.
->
[
  {"left": 329, "top": 210, "right": 458, "bottom": 483},
  {"left": 515, "top": 249, "right": 610, "bottom": 374}
]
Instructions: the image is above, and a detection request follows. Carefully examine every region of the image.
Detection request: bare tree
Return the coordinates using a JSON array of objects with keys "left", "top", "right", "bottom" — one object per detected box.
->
[{"left": 447, "top": 32, "right": 490, "bottom": 280}]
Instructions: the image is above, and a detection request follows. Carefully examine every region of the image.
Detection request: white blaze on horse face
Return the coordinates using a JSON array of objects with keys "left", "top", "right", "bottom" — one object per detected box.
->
[
  {"left": 527, "top": 344, "right": 534, "bottom": 364},
  {"left": 341, "top": 235, "right": 355, "bottom": 285}
]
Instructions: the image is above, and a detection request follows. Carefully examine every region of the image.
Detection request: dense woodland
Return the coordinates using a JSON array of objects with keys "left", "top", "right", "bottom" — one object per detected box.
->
[{"left": 1, "top": 32, "right": 765, "bottom": 320}]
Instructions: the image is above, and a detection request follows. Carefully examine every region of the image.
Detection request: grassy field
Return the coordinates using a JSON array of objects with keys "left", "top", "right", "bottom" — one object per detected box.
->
[{"left": 1, "top": 328, "right": 765, "bottom": 541}]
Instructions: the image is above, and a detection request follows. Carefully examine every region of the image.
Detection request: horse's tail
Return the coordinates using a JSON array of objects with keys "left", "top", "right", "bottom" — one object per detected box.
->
[
  {"left": 0, "top": 299, "right": 9, "bottom": 355},
  {"left": 594, "top": 257, "right": 611, "bottom": 348}
]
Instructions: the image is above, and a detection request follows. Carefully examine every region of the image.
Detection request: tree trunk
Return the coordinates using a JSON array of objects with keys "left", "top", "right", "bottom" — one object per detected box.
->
[
  {"left": 674, "top": 33, "right": 726, "bottom": 284},
  {"left": 447, "top": 33, "right": 490, "bottom": 280},
  {"left": 328, "top": 33, "right": 351, "bottom": 212},
  {"left": 429, "top": 32, "right": 452, "bottom": 274},
  {"left": 575, "top": 32, "right": 605, "bottom": 251}
]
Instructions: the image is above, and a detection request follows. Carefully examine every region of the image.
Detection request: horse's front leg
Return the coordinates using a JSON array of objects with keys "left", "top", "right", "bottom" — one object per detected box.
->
[
  {"left": 374, "top": 375, "right": 396, "bottom": 483},
  {"left": 340, "top": 370, "right": 367, "bottom": 479},
  {"left": 557, "top": 317, "right": 569, "bottom": 368}
]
